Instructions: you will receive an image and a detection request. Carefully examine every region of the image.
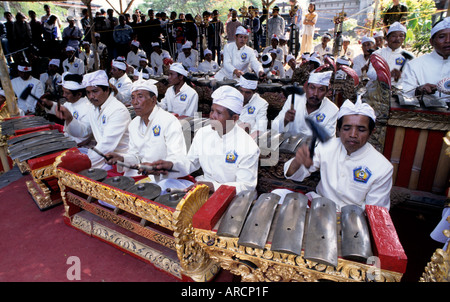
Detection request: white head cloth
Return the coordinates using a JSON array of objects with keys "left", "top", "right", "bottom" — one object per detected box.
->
[
  {"left": 170, "top": 62, "right": 188, "bottom": 77},
  {"left": 204, "top": 48, "right": 212, "bottom": 56},
  {"left": 112, "top": 60, "right": 127, "bottom": 71},
  {"left": 151, "top": 42, "right": 160, "bottom": 47},
  {"left": 131, "top": 40, "right": 140, "bottom": 47},
  {"left": 131, "top": 77, "right": 158, "bottom": 96},
  {"left": 361, "top": 36, "right": 375, "bottom": 44},
  {"left": 211, "top": 85, "right": 244, "bottom": 114},
  {"left": 387, "top": 22, "right": 407, "bottom": 36},
  {"left": 271, "top": 34, "right": 279, "bottom": 41},
  {"left": 237, "top": 75, "right": 258, "bottom": 90},
  {"left": 373, "top": 30, "right": 384, "bottom": 38},
  {"left": 49, "top": 59, "right": 60, "bottom": 67},
  {"left": 235, "top": 26, "right": 248, "bottom": 36},
  {"left": 307, "top": 52, "right": 321, "bottom": 65},
  {"left": 181, "top": 41, "right": 192, "bottom": 49},
  {"left": 431, "top": 17, "right": 450, "bottom": 37},
  {"left": 18, "top": 65, "right": 32, "bottom": 72},
  {"left": 286, "top": 54, "right": 295, "bottom": 63},
  {"left": 133, "top": 69, "right": 150, "bottom": 79},
  {"left": 82, "top": 70, "right": 109, "bottom": 87},
  {"left": 261, "top": 54, "right": 272, "bottom": 65},
  {"left": 338, "top": 96, "right": 376, "bottom": 122},
  {"left": 336, "top": 56, "right": 351, "bottom": 66},
  {"left": 61, "top": 72, "right": 85, "bottom": 90},
  {"left": 308, "top": 70, "right": 333, "bottom": 86},
  {"left": 65, "top": 46, "right": 76, "bottom": 52}
]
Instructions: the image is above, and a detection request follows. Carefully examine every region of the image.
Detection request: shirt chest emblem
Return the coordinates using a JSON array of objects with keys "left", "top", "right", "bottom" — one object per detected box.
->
[
  {"left": 241, "top": 52, "right": 248, "bottom": 61},
  {"left": 152, "top": 125, "right": 161, "bottom": 136},
  {"left": 247, "top": 106, "right": 255, "bottom": 114},
  {"left": 353, "top": 166, "right": 372, "bottom": 184},
  {"left": 225, "top": 150, "right": 238, "bottom": 164},
  {"left": 315, "top": 113, "right": 325, "bottom": 122},
  {"left": 179, "top": 93, "right": 187, "bottom": 101},
  {"left": 395, "top": 57, "right": 405, "bottom": 65},
  {"left": 73, "top": 111, "right": 79, "bottom": 119},
  {"left": 101, "top": 114, "right": 106, "bottom": 124}
]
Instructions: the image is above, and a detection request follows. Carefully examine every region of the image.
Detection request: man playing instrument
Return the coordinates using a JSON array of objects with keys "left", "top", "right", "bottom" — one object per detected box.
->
[{"left": 284, "top": 98, "right": 393, "bottom": 210}]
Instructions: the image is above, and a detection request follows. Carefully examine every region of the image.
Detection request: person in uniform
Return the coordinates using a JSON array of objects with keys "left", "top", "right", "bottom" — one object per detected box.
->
[
  {"left": 41, "top": 73, "right": 94, "bottom": 149},
  {"left": 284, "top": 97, "right": 393, "bottom": 210},
  {"left": 261, "top": 52, "right": 286, "bottom": 78},
  {"left": 11, "top": 64, "right": 45, "bottom": 115},
  {"left": 367, "top": 22, "right": 414, "bottom": 88},
  {"left": 39, "top": 59, "right": 62, "bottom": 95},
  {"left": 313, "top": 33, "right": 332, "bottom": 62},
  {"left": 339, "top": 36, "right": 355, "bottom": 60},
  {"left": 109, "top": 59, "right": 133, "bottom": 106},
  {"left": 214, "top": 26, "right": 265, "bottom": 81},
  {"left": 352, "top": 36, "right": 376, "bottom": 78},
  {"left": 78, "top": 41, "right": 96, "bottom": 73},
  {"left": 272, "top": 71, "right": 338, "bottom": 138},
  {"left": 126, "top": 40, "right": 146, "bottom": 69},
  {"left": 402, "top": 17, "right": 450, "bottom": 99},
  {"left": 62, "top": 46, "right": 85, "bottom": 75},
  {"left": 63, "top": 70, "right": 131, "bottom": 169},
  {"left": 262, "top": 34, "right": 285, "bottom": 63},
  {"left": 198, "top": 49, "right": 220, "bottom": 73},
  {"left": 150, "top": 42, "right": 171, "bottom": 76},
  {"left": 105, "top": 77, "right": 186, "bottom": 180},
  {"left": 285, "top": 54, "right": 298, "bottom": 79},
  {"left": 147, "top": 85, "right": 260, "bottom": 194},
  {"left": 236, "top": 72, "right": 269, "bottom": 138},
  {"left": 177, "top": 40, "right": 199, "bottom": 71},
  {"left": 373, "top": 30, "right": 385, "bottom": 49},
  {"left": 159, "top": 63, "right": 198, "bottom": 117}
]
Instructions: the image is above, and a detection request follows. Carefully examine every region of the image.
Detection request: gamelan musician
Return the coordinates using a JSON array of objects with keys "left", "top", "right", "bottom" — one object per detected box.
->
[
  {"left": 105, "top": 77, "right": 186, "bottom": 180},
  {"left": 284, "top": 97, "right": 393, "bottom": 211},
  {"left": 148, "top": 85, "right": 260, "bottom": 194},
  {"left": 402, "top": 17, "right": 450, "bottom": 99},
  {"left": 63, "top": 70, "right": 131, "bottom": 169},
  {"left": 272, "top": 71, "right": 339, "bottom": 138}
]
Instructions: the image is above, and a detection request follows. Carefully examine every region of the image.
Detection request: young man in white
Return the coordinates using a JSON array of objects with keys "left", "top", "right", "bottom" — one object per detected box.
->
[
  {"left": 11, "top": 64, "right": 45, "bottom": 115},
  {"left": 176, "top": 40, "right": 199, "bottom": 72},
  {"left": 284, "top": 97, "right": 393, "bottom": 211},
  {"left": 109, "top": 59, "right": 133, "bottom": 106},
  {"left": 148, "top": 85, "right": 260, "bottom": 194},
  {"left": 150, "top": 42, "right": 171, "bottom": 76},
  {"left": 198, "top": 49, "right": 220, "bottom": 73},
  {"left": 272, "top": 71, "right": 339, "bottom": 138},
  {"left": 105, "top": 77, "right": 186, "bottom": 180},
  {"left": 159, "top": 63, "right": 198, "bottom": 117},
  {"left": 62, "top": 46, "right": 85, "bottom": 75},
  {"left": 63, "top": 70, "right": 131, "bottom": 169}
]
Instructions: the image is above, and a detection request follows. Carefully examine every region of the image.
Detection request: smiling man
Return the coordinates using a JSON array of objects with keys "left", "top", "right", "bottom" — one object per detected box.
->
[
  {"left": 149, "top": 85, "right": 260, "bottom": 194},
  {"left": 284, "top": 98, "right": 393, "bottom": 210},
  {"left": 272, "top": 71, "right": 338, "bottom": 138}
]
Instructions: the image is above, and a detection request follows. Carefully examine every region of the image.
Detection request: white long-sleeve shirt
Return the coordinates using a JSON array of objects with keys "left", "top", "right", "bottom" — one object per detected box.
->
[
  {"left": 120, "top": 106, "right": 186, "bottom": 178},
  {"left": 62, "top": 57, "right": 85, "bottom": 75},
  {"left": 198, "top": 60, "right": 220, "bottom": 73},
  {"left": 11, "top": 76, "right": 44, "bottom": 114},
  {"left": 239, "top": 93, "right": 269, "bottom": 134},
  {"left": 168, "top": 124, "right": 260, "bottom": 193},
  {"left": 272, "top": 93, "right": 339, "bottom": 138},
  {"left": 177, "top": 49, "right": 199, "bottom": 71},
  {"left": 159, "top": 83, "right": 198, "bottom": 117},
  {"left": 109, "top": 74, "right": 133, "bottom": 106},
  {"left": 65, "top": 94, "right": 131, "bottom": 168},
  {"left": 284, "top": 137, "right": 393, "bottom": 210},
  {"left": 150, "top": 50, "right": 170, "bottom": 76},
  {"left": 214, "top": 42, "right": 264, "bottom": 80},
  {"left": 402, "top": 50, "right": 450, "bottom": 98}
]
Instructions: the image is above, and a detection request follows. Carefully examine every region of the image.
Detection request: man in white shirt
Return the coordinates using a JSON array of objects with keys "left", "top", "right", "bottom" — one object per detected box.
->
[
  {"left": 64, "top": 70, "right": 131, "bottom": 169},
  {"left": 39, "top": 59, "right": 62, "bottom": 94},
  {"left": 272, "top": 71, "right": 338, "bottom": 138},
  {"left": 367, "top": 22, "right": 414, "bottom": 88},
  {"left": 339, "top": 36, "right": 355, "bottom": 60},
  {"left": 126, "top": 40, "right": 146, "bottom": 69},
  {"left": 402, "top": 17, "right": 450, "bottom": 99},
  {"left": 177, "top": 41, "right": 199, "bottom": 72},
  {"left": 150, "top": 42, "right": 171, "bottom": 76},
  {"left": 109, "top": 59, "right": 133, "bottom": 106},
  {"left": 236, "top": 72, "right": 269, "bottom": 138},
  {"left": 62, "top": 46, "right": 85, "bottom": 75},
  {"left": 105, "top": 77, "right": 186, "bottom": 180},
  {"left": 214, "top": 26, "right": 265, "bottom": 81},
  {"left": 11, "top": 64, "right": 45, "bottom": 115},
  {"left": 313, "top": 33, "right": 332, "bottom": 62},
  {"left": 198, "top": 49, "right": 220, "bottom": 73},
  {"left": 284, "top": 97, "right": 393, "bottom": 210},
  {"left": 262, "top": 34, "right": 285, "bottom": 63},
  {"left": 285, "top": 54, "right": 298, "bottom": 79},
  {"left": 148, "top": 85, "right": 260, "bottom": 194},
  {"left": 78, "top": 41, "right": 95, "bottom": 73},
  {"left": 352, "top": 36, "right": 376, "bottom": 78},
  {"left": 261, "top": 52, "right": 285, "bottom": 78},
  {"left": 41, "top": 73, "right": 94, "bottom": 148},
  {"left": 159, "top": 63, "right": 198, "bottom": 117}
]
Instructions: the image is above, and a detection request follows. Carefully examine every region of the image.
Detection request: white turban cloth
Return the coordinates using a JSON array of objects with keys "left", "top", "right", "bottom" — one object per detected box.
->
[
  {"left": 361, "top": 36, "right": 375, "bottom": 44},
  {"left": 61, "top": 72, "right": 85, "bottom": 90},
  {"left": 49, "top": 59, "right": 60, "bottom": 67},
  {"left": 387, "top": 22, "right": 407, "bottom": 36},
  {"left": 286, "top": 54, "right": 295, "bottom": 63},
  {"left": 308, "top": 70, "right": 332, "bottom": 86},
  {"left": 338, "top": 96, "right": 376, "bottom": 122},
  {"left": 112, "top": 60, "right": 127, "bottom": 71},
  {"left": 18, "top": 65, "right": 32, "bottom": 72},
  {"left": 211, "top": 85, "right": 244, "bottom": 115},
  {"left": 82, "top": 70, "right": 109, "bottom": 87},
  {"left": 131, "top": 78, "right": 158, "bottom": 97},
  {"left": 237, "top": 76, "right": 258, "bottom": 90},
  {"left": 170, "top": 62, "right": 188, "bottom": 77},
  {"left": 431, "top": 17, "right": 450, "bottom": 37},
  {"left": 235, "top": 26, "right": 248, "bottom": 36}
]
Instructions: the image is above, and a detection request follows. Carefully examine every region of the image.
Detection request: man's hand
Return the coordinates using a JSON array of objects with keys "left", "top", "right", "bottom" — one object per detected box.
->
[
  {"left": 104, "top": 152, "right": 123, "bottom": 165},
  {"left": 233, "top": 69, "right": 244, "bottom": 78},
  {"left": 55, "top": 105, "right": 73, "bottom": 123},
  {"left": 284, "top": 109, "right": 296, "bottom": 126},
  {"left": 391, "top": 69, "right": 402, "bottom": 82},
  {"left": 285, "top": 144, "right": 313, "bottom": 177},
  {"left": 415, "top": 83, "right": 437, "bottom": 96},
  {"left": 140, "top": 160, "right": 174, "bottom": 175}
]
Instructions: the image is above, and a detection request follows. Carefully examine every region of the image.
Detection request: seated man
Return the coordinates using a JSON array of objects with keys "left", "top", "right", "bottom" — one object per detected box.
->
[
  {"left": 149, "top": 85, "right": 260, "bottom": 194},
  {"left": 313, "top": 33, "right": 332, "bottom": 62},
  {"left": 159, "top": 63, "right": 198, "bottom": 117},
  {"left": 284, "top": 97, "right": 393, "bottom": 210},
  {"left": 126, "top": 40, "right": 146, "bottom": 69},
  {"left": 352, "top": 36, "right": 376, "bottom": 78},
  {"left": 214, "top": 26, "right": 265, "bottom": 81},
  {"left": 62, "top": 46, "right": 85, "bottom": 75},
  {"left": 236, "top": 72, "right": 269, "bottom": 138},
  {"left": 272, "top": 71, "right": 338, "bottom": 138},
  {"left": 39, "top": 59, "right": 62, "bottom": 95},
  {"left": 402, "top": 17, "right": 450, "bottom": 99},
  {"left": 150, "top": 42, "right": 171, "bottom": 76},
  {"left": 262, "top": 51, "right": 286, "bottom": 78},
  {"left": 177, "top": 40, "right": 199, "bottom": 72},
  {"left": 63, "top": 70, "right": 131, "bottom": 169},
  {"left": 109, "top": 59, "right": 133, "bottom": 106},
  {"left": 198, "top": 49, "right": 220, "bottom": 73},
  {"left": 285, "top": 54, "right": 298, "bottom": 79},
  {"left": 262, "top": 34, "right": 285, "bottom": 63},
  {"left": 105, "top": 77, "right": 186, "bottom": 181},
  {"left": 11, "top": 64, "right": 45, "bottom": 115},
  {"left": 42, "top": 73, "right": 94, "bottom": 149}
]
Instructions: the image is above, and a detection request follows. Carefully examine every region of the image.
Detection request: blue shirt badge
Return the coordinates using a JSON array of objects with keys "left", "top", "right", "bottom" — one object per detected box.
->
[
  {"left": 395, "top": 57, "right": 405, "bottom": 65},
  {"left": 247, "top": 106, "right": 255, "bottom": 114},
  {"left": 315, "top": 113, "right": 325, "bottom": 123},
  {"left": 353, "top": 166, "right": 372, "bottom": 183},
  {"left": 225, "top": 151, "right": 238, "bottom": 164},
  {"left": 153, "top": 125, "right": 161, "bottom": 136},
  {"left": 241, "top": 52, "right": 247, "bottom": 61},
  {"left": 73, "top": 111, "right": 79, "bottom": 120},
  {"left": 180, "top": 93, "right": 187, "bottom": 101},
  {"left": 101, "top": 114, "right": 106, "bottom": 124}
]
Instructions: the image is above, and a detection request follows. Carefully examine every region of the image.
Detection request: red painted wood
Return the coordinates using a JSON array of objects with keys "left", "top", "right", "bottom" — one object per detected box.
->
[
  {"left": 382, "top": 126, "right": 396, "bottom": 160},
  {"left": 395, "top": 128, "right": 420, "bottom": 188},
  {"left": 417, "top": 131, "right": 443, "bottom": 192},
  {"left": 192, "top": 185, "right": 236, "bottom": 230},
  {"left": 365, "top": 205, "right": 407, "bottom": 274}
]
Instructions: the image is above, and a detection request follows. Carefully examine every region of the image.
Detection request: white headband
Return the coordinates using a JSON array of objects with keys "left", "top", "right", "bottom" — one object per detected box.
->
[
  {"left": 82, "top": 70, "right": 109, "bottom": 87},
  {"left": 204, "top": 49, "right": 212, "bottom": 56},
  {"left": 61, "top": 72, "right": 85, "bottom": 90},
  {"left": 431, "top": 17, "right": 450, "bottom": 37},
  {"left": 131, "top": 40, "right": 140, "bottom": 47},
  {"left": 131, "top": 78, "right": 158, "bottom": 97},
  {"left": 308, "top": 71, "right": 332, "bottom": 86},
  {"left": 112, "top": 60, "right": 127, "bottom": 71},
  {"left": 387, "top": 22, "right": 407, "bottom": 36},
  {"left": 211, "top": 85, "right": 243, "bottom": 115},
  {"left": 49, "top": 59, "right": 60, "bottom": 67},
  {"left": 170, "top": 62, "right": 188, "bottom": 77},
  {"left": 361, "top": 36, "right": 375, "bottom": 44},
  {"left": 336, "top": 56, "right": 351, "bottom": 66},
  {"left": 237, "top": 76, "right": 258, "bottom": 90},
  {"left": 286, "top": 54, "right": 295, "bottom": 63},
  {"left": 18, "top": 65, "right": 32, "bottom": 72},
  {"left": 235, "top": 26, "right": 248, "bottom": 36},
  {"left": 261, "top": 54, "right": 272, "bottom": 65},
  {"left": 338, "top": 96, "right": 376, "bottom": 122},
  {"left": 181, "top": 41, "right": 192, "bottom": 49}
]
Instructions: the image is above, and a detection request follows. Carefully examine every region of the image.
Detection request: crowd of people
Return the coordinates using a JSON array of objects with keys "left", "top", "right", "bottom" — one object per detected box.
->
[{"left": 0, "top": 2, "right": 449, "bottom": 214}]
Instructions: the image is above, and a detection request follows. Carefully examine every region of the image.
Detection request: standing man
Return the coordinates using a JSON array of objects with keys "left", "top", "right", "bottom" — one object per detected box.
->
[
  {"left": 267, "top": 6, "right": 285, "bottom": 41},
  {"left": 198, "top": 49, "right": 220, "bottom": 73},
  {"left": 272, "top": 71, "right": 338, "bottom": 138},
  {"left": 284, "top": 98, "right": 393, "bottom": 210},
  {"left": 226, "top": 10, "right": 242, "bottom": 43},
  {"left": 382, "top": 0, "right": 408, "bottom": 28},
  {"left": 113, "top": 15, "right": 133, "bottom": 57},
  {"left": 159, "top": 63, "right": 198, "bottom": 117},
  {"left": 62, "top": 16, "right": 83, "bottom": 52},
  {"left": 207, "top": 10, "right": 225, "bottom": 65}
]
